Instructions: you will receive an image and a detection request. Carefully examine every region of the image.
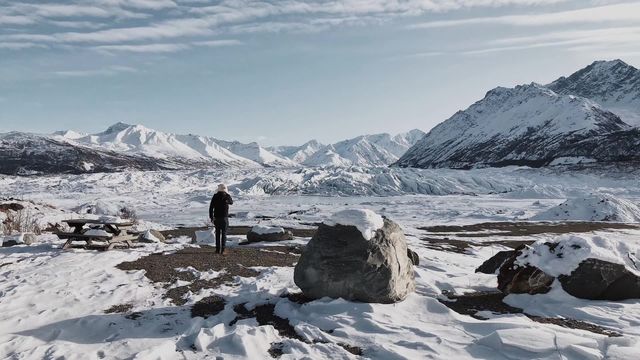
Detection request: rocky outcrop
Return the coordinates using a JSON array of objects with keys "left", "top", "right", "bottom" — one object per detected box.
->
[
  {"left": 483, "top": 242, "right": 640, "bottom": 301},
  {"left": 294, "top": 218, "right": 415, "bottom": 303}
]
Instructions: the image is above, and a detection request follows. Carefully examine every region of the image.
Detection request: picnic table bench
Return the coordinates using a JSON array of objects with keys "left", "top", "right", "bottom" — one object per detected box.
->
[{"left": 56, "top": 219, "right": 138, "bottom": 250}]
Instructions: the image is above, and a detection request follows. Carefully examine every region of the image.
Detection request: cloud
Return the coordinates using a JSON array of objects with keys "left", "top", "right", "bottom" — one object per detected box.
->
[
  {"left": 409, "top": 2, "right": 640, "bottom": 29},
  {"left": 93, "top": 39, "right": 241, "bottom": 53},
  {"left": 93, "top": 43, "right": 189, "bottom": 53},
  {"left": 0, "top": 0, "right": 573, "bottom": 45},
  {"left": 53, "top": 65, "right": 139, "bottom": 77},
  {"left": 462, "top": 26, "right": 640, "bottom": 55},
  {"left": 192, "top": 39, "right": 243, "bottom": 47},
  {"left": 0, "top": 42, "right": 48, "bottom": 50}
]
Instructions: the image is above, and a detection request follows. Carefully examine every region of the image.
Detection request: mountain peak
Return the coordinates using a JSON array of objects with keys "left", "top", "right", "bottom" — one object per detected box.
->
[
  {"left": 588, "top": 59, "right": 633, "bottom": 72},
  {"left": 548, "top": 59, "right": 640, "bottom": 126},
  {"left": 104, "top": 122, "right": 134, "bottom": 134}
]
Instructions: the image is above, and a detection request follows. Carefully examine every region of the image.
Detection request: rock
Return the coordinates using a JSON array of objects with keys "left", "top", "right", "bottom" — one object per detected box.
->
[
  {"left": 138, "top": 229, "right": 166, "bottom": 243},
  {"left": 0, "top": 203, "right": 24, "bottom": 212},
  {"left": 558, "top": 258, "right": 640, "bottom": 301},
  {"left": 246, "top": 225, "right": 294, "bottom": 243},
  {"left": 496, "top": 245, "right": 555, "bottom": 295},
  {"left": 490, "top": 241, "right": 640, "bottom": 300},
  {"left": 294, "top": 218, "right": 415, "bottom": 303},
  {"left": 407, "top": 248, "right": 420, "bottom": 266},
  {"left": 1, "top": 233, "right": 36, "bottom": 247},
  {"left": 476, "top": 250, "right": 515, "bottom": 274}
]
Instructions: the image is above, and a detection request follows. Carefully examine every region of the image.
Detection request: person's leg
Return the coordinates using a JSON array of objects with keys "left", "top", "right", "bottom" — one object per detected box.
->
[
  {"left": 221, "top": 218, "right": 228, "bottom": 253},
  {"left": 214, "top": 219, "right": 221, "bottom": 253}
]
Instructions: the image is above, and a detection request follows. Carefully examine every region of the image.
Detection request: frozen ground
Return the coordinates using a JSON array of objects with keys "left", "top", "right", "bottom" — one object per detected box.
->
[{"left": 1, "top": 167, "right": 640, "bottom": 359}]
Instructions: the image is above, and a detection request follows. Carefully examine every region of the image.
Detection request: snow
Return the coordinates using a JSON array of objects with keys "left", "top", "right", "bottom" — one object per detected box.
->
[
  {"left": 2, "top": 167, "right": 640, "bottom": 359},
  {"left": 515, "top": 234, "right": 640, "bottom": 277},
  {"left": 324, "top": 209, "right": 384, "bottom": 240},
  {"left": 531, "top": 193, "right": 640, "bottom": 222},
  {"left": 251, "top": 225, "right": 285, "bottom": 235},
  {"left": 84, "top": 229, "right": 113, "bottom": 237}
]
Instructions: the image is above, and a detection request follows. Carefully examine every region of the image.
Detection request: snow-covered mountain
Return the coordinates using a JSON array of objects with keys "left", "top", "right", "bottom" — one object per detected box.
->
[
  {"left": 395, "top": 83, "right": 638, "bottom": 169},
  {"left": 55, "top": 122, "right": 259, "bottom": 168},
  {"left": 0, "top": 132, "right": 176, "bottom": 175},
  {"left": 548, "top": 60, "right": 640, "bottom": 127},
  {"left": 1, "top": 123, "right": 424, "bottom": 175},
  {"left": 268, "top": 140, "right": 325, "bottom": 164},
  {"left": 271, "top": 130, "right": 426, "bottom": 167}
]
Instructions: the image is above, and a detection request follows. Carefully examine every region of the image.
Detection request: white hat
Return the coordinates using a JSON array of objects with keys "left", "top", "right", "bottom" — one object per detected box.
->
[{"left": 217, "top": 183, "right": 228, "bottom": 193}]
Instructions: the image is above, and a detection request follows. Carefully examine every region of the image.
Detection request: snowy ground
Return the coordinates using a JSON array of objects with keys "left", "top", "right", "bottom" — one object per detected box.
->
[{"left": 1, "top": 167, "right": 640, "bottom": 359}]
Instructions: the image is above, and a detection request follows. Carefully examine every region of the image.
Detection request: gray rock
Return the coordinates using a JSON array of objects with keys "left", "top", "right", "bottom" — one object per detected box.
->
[
  {"left": 294, "top": 219, "right": 415, "bottom": 303},
  {"left": 491, "top": 243, "right": 640, "bottom": 300},
  {"left": 246, "top": 229, "right": 294, "bottom": 243},
  {"left": 1, "top": 233, "right": 36, "bottom": 247},
  {"left": 558, "top": 258, "right": 640, "bottom": 301},
  {"left": 138, "top": 229, "right": 166, "bottom": 243}
]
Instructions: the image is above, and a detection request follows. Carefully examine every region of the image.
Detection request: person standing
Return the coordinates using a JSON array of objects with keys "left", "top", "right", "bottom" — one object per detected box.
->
[{"left": 209, "top": 183, "right": 234, "bottom": 254}]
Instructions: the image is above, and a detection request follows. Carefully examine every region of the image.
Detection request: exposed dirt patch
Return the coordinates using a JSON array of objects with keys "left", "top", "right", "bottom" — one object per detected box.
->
[
  {"left": 161, "top": 226, "right": 316, "bottom": 241},
  {"left": 420, "top": 221, "right": 638, "bottom": 254},
  {"left": 104, "top": 304, "right": 134, "bottom": 314},
  {"left": 422, "top": 237, "right": 535, "bottom": 254},
  {"left": 440, "top": 291, "right": 622, "bottom": 337},
  {"left": 117, "top": 245, "right": 300, "bottom": 305},
  {"left": 191, "top": 295, "right": 226, "bottom": 318},
  {"left": 420, "top": 221, "right": 639, "bottom": 238}
]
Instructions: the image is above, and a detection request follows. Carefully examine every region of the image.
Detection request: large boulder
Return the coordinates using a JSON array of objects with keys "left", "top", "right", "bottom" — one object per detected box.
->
[
  {"left": 487, "top": 235, "right": 640, "bottom": 300},
  {"left": 294, "top": 210, "right": 415, "bottom": 303},
  {"left": 246, "top": 225, "right": 293, "bottom": 243}
]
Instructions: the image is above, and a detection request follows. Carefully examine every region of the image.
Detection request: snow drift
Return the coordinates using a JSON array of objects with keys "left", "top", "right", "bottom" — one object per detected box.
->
[{"left": 531, "top": 194, "right": 640, "bottom": 222}]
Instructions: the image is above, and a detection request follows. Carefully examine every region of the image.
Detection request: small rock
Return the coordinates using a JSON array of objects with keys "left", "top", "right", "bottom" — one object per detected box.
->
[
  {"left": 246, "top": 225, "right": 294, "bottom": 243},
  {"left": 138, "top": 229, "right": 166, "bottom": 243}
]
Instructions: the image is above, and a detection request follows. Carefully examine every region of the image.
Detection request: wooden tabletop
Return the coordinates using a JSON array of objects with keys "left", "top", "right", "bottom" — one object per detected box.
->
[{"left": 63, "top": 219, "right": 134, "bottom": 227}]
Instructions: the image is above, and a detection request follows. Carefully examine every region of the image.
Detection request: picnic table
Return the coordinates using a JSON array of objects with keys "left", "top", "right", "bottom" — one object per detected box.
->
[{"left": 56, "top": 219, "right": 138, "bottom": 250}]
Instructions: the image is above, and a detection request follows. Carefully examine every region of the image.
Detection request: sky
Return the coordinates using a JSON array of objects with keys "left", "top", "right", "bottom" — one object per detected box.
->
[{"left": 1, "top": 0, "right": 639, "bottom": 146}]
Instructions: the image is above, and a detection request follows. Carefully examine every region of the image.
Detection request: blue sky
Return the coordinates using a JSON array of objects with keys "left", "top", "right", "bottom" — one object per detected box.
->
[{"left": 1, "top": 0, "right": 639, "bottom": 146}]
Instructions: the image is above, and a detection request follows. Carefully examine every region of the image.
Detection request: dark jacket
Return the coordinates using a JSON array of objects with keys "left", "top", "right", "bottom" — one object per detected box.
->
[{"left": 209, "top": 191, "right": 233, "bottom": 220}]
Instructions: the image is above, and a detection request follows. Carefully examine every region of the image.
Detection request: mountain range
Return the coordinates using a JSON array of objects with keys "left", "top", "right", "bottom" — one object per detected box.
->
[
  {"left": 396, "top": 60, "right": 640, "bottom": 169},
  {"left": 0, "top": 122, "right": 424, "bottom": 175},
  {"left": 2, "top": 59, "right": 639, "bottom": 175}
]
